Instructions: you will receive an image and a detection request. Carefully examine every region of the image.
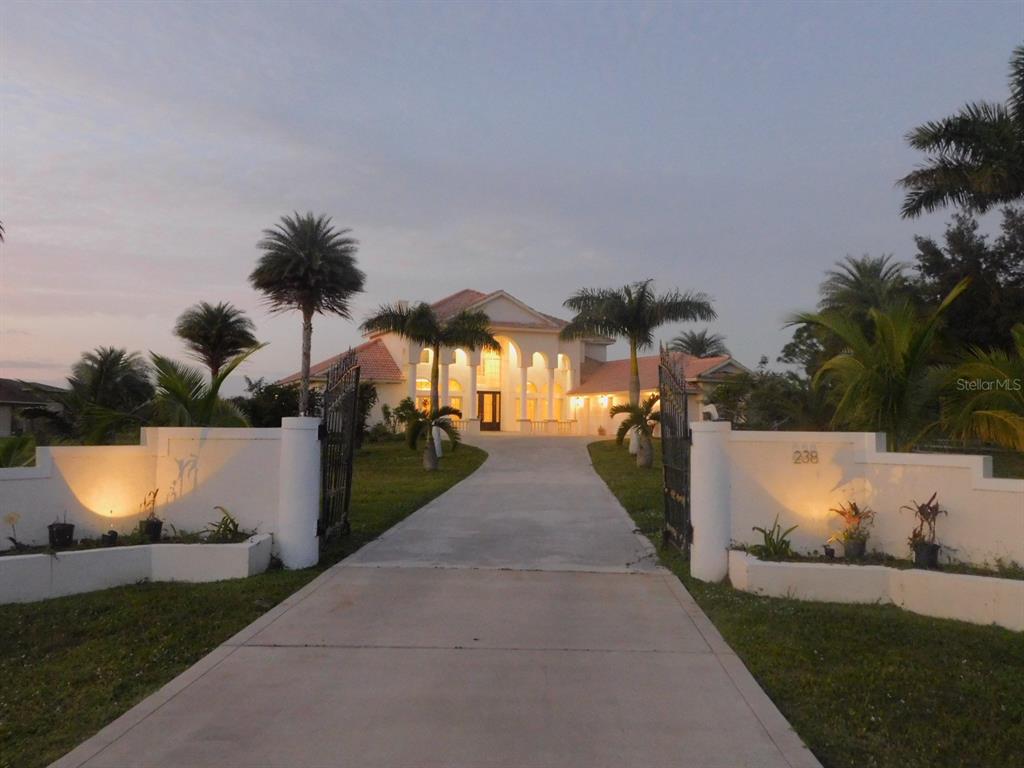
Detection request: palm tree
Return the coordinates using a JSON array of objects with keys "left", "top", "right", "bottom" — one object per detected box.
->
[
  {"left": 670, "top": 329, "right": 729, "bottom": 357},
  {"left": 24, "top": 347, "right": 154, "bottom": 444},
  {"left": 404, "top": 406, "right": 463, "bottom": 470},
  {"left": 250, "top": 213, "right": 365, "bottom": 415},
  {"left": 361, "top": 303, "right": 498, "bottom": 469},
  {"left": 819, "top": 255, "right": 911, "bottom": 317},
  {"left": 941, "top": 323, "right": 1024, "bottom": 451},
  {"left": 174, "top": 301, "right": 258, "bottom": 379},
  {"left": 561, "top": 280, "right": 716, "bottom": 405},
  {"left": 790, "top": 279, "right": 969, "bottom": 451},
  {"left": 899, "top": 45, "right": 1024, "bottom": 218},
  {"left": 150, "top": 346, "right": 264, "bottom": 427},
  {"left": 609, "top": 393, "right": 661, "bottom": 468}
]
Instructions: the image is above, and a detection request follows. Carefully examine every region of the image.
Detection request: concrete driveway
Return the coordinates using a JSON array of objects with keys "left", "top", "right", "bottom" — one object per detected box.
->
[{"left": 53, "top": 434, "right": 820, "bottom": 768}]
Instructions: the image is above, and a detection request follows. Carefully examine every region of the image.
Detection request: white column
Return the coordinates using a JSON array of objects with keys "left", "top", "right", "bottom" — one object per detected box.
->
[
  {"left": 546, "top": 366, "right": 556, "bottom": 421},
  {"left": 440, "top": 363, "right": 450, "bottom": 407},
  {"left": 468, "top": 359, "right": 479, "bottom": 419},
  {"left": 276, "top": 417, "right": 321, "bottom": 569},
  {"left": 406, "top": 362, "right": 417, "bottom": 402},
  {"left": 518, "top": 365, "right": 529, "bottom": 420},
  {"left": 690, "top": 421, "right": 733, "bottom": 582}
]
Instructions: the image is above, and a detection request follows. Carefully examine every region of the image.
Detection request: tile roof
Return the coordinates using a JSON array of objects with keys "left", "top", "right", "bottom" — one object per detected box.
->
[
  {"left": 0, "top": 379, "right": 62, "bottom": 405},
  {"left": 430, "top": 289, "right": 490, "bottom": 321},
  {"left": 277, "top": 338, "right": 404, "bottom": 385},
  {"left": 569, "top": 353, "right": 733, "bottom": 395}
]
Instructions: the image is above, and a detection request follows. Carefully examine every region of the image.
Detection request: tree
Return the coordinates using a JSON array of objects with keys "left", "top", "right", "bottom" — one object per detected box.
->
[
  {"left": 24, "top": 347, "right": 155, "bottom": 444},
  {"left": 819, "top": 254, "right": 912, "bottom": 318},
  {"left": 941, "top": 323, "right": 1024, "bottom": 451},
  {"left": 250, "top": 213, "right": 365, "bottom": 415},
  {"left": 361, "top": 303, "right": 498, "bottom": 470},
  {"left": 354, "top": 382, "right": 378, "bottom": 449},
  {"left": 899, "top": 45, "right": 1024, "bottom": 218},
  {"left": 913, "top": 208, "right": 1024, "bottom": 352},
  {"left": 561, "top": 280, "right": 716, "bottom": 405},
  {"left": 669, "top": 329, "right": 729, "bottom": 357},
  {"left": 232, "top": 377, "right": 301, "bottom": 427},
  {"left": 791, "top": 279, "right": 969, "bottom": 451},
  {"left": 150, "top": 346, "right": 263, "bottom": 427},
  {"left": 404, "top": 406, "right": 462, "bottom": 471},
  {"left": 609, "top": 393, "right": 661, "bottom": 468},
  {"left": 708, "top": 357, "right": 833, "bottom": 431},
  {"left": 174, "top": 301, "right": 258, "bottom": 379}
]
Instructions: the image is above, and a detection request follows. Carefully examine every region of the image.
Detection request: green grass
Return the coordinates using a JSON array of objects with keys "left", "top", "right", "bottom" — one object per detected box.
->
[
  {"left": 0, "top": 440, "right": 486, "bottom": 768},
  {"left": 588, "top": 439, "right": 1024, "bottom": 768}
]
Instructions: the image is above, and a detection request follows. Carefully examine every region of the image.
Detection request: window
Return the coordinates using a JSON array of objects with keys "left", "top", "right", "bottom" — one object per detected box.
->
[
  {"left": 478, "top": 348, "right": 502, "bottom": 389},
  {"left": 416, "top": 378, "right": 431, "bottom": 392}
]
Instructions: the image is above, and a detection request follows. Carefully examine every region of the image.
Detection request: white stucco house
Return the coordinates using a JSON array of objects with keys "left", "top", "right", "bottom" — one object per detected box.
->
[{"left": 279, "top": 289, "right": 745, "bottom": 436}]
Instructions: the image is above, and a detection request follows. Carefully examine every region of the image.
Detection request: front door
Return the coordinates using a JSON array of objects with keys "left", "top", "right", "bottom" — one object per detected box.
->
[{"left": 478, "top": 391, "right": 501, "bottom": 431}]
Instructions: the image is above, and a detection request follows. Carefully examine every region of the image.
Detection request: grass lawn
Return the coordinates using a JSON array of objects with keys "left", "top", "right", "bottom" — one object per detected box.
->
[
  {"left": 588, "top": 439, "right": 1024, "bottom": 768},
  {"left": 0, "top": 439, "right": 486, "bottom": 768}
]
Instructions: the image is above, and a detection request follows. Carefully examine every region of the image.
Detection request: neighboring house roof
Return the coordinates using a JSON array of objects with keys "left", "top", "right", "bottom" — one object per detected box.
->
[
  {"left": 277, "top": 338, "right": 404, "bottom": 385},
  {"left": 0, "top": 378, "right": 62, "bottom": 406},
  {"left": 569, "top": 353, "right": 738, "bottom": 395}
]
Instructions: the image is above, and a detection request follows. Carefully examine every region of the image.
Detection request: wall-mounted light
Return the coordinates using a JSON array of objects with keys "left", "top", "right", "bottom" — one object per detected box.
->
[
  {"left": 572, "top": 396, "right": 584, "bottom": 408},
  {"left": 598, "top": 395, "right": 609, "bottom": 408}
]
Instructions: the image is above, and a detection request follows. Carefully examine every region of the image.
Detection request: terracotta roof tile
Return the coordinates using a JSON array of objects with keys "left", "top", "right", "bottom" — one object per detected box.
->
[
  {"left": 429, "top": 289, "right": 490, "bottom": 321},
  {"left": 569, "top": 353, "right": 732, "bottom": 395},
  {"left": 277, "top": 338, "right": 403, "bottom": 385}
]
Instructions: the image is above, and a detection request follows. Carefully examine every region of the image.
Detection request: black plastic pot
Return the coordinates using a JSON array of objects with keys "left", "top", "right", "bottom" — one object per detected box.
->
[
  {"left": 101, "top": 530, "right": 119, "bottom": 547},
  {"left": 140, "top": 519, "right": 163, "bottom": 543},
  {"left": 913, "top": 542, "right": 940, "bottom": 569},
  {"left": 843, "top": 539, "right": 867, "bottom": 560},
  {"left": 47, "top": 522, "right": 75, "bottom": 549}
]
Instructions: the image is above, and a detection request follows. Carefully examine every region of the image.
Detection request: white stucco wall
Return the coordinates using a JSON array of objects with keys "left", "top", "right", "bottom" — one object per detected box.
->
[
  {"left": 0, "top": 423, "right": 320, "bottom": 570},
  {"left": 691, "top": 426, "right": 1024, "bottom": 577}
]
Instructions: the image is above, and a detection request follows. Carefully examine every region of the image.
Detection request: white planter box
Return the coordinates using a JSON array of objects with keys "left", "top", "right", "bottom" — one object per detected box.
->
[
  {"left": 0, "top": 534, "right": 273, "bottom": 605},
  {"left": 729, "top": 550, "right": 1024, "bottom": 632}
]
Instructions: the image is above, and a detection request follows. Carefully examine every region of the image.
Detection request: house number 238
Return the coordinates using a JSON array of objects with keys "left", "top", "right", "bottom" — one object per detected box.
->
[{"left": 792, "top": 449, "right": 819, "bottom": 464}]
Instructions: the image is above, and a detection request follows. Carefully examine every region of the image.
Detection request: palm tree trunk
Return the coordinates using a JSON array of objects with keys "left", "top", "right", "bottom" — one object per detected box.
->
[
  {"left": 629, "top": 340, "right": 640, "bottom": 406},
  {"left": 423, "top": 342, "right": 441, "bottom": 470},
  {"left": 299, "top": 308, "right": 313, "bottom": 416},
  {"left": 636, "top": 432, "right": 654, "bottom": 468}
]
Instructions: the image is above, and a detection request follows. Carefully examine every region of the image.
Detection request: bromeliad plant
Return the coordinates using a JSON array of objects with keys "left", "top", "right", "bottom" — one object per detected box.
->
[
  {"left": 609, "top": 393, "right": 661, "bottom": 469},
  {"left": 827, "top": 501, "right": 875, "bottom": 559},
  {"left": 902, "top": 492, "right": 946, "bottom": 569},
  {"left": 749, "top": 515, "right": 799, "bottom": 561},
  {"left": 405, "top": 406, "right": 463, "bottom": 471}
]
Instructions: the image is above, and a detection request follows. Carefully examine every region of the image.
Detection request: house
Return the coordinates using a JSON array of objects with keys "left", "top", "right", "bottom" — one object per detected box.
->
[
  {"left": 0, "top": 379, "right": 63, "bottom": 437},
  {"left": 278, "top": 289, "right": 745, "bottom": 435}
]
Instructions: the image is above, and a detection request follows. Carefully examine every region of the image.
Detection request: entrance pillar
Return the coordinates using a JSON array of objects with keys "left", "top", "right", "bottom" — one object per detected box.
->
[
  {"left": 546, "top": 366, "right": 556, "bottom": 421},
  {"left": 468, "top": 354, "right": 479, "bottom": 419},
  {"left": 518, "top": 365, "right": 530, "bottom": 432}
]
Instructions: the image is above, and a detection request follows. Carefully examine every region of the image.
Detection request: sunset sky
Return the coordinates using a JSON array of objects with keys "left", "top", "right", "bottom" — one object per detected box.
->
[{"left": 2, "top": 1, "right": 1021, "bottom": 392}]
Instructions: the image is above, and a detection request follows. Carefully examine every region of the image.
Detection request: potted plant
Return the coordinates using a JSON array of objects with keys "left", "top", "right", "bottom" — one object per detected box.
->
[
  {"left": 100, "top": 512, "right": 118, "bottom": 548},
  {"left": 138, "top": 489, "right": 163, "bottom": 543},
  {"left": 828, "top": 501, "right": 875, "bottom": 560},
  {"left": 902, "top": 492, "right": 945, "bottom": 569},
  {"left": 47, "top": 511, "right": 75, "bottom": 549}
]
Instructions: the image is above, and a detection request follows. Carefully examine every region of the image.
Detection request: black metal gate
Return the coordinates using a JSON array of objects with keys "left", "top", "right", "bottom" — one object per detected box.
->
[
  {"left": 319, "top": 351, "right": 360, "bottom": 541},
  {"left": 658, "top": 346, "right": 692, "bottom": 551}
]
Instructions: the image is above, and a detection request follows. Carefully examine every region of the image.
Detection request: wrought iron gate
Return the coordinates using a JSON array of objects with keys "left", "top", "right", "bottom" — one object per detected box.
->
[
  {"left": 658, "top": 346, "right": 692, "bottom": 550},
  {"left": 319, "top": 352, "right": 360, "bottom": 541}
]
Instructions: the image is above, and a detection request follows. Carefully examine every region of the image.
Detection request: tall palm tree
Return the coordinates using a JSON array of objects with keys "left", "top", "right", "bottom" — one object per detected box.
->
[
  {"left": 361, "top": 303, "right": 498, "bottom": 469},
  {"left": 819, "top": 255, "right": 912, "bottom": 317},
  {"left": 250, "top": 213, "right": 365, "bottom": 415},
  {"left": 150, "top": 346, "right": 264, "bottom": 427},
  {"left": 561, "top": 280, "right": 716, "bottom": 405},
  {"left": 899, "top": 45, "right": 1024, "bottom": 218},
  {"left": 670, "top": 329, "right": 729, "bottom": 357},
  {"left": 174, "top": 301, "right": 258, "bottom": 379},
  {"left": 609, "top": 393, "right": 661, "bottom": 468},
  {"left": 791, "top": 278, "right": 969, "bottom": 451},
  {"left": 941, "top": 323, "right": 1024, "bottom": 451}
]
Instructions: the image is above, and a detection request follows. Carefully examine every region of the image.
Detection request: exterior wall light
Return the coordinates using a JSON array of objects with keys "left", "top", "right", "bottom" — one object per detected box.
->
[{"left": 598, "top": 395, "right": 609, "bottom": 408}]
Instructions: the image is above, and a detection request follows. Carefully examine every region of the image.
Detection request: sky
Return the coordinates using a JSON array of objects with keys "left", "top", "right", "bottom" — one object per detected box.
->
[{"left": 1, "top": 0, "right": 1022, "bottom": 394}]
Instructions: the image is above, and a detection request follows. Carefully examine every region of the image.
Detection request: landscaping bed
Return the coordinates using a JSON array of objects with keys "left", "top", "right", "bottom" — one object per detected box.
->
[
  {"left": 0, "top": 440, "right": 487, "bottom": 768},
  {"left": 589, "top": 439, "right": 1024, "bottom": 768}
]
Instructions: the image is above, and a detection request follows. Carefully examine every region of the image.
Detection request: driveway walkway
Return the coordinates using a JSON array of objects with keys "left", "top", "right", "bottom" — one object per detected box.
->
[{"left": 54, "top": 434, "right": 820, "bottom": 768}]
